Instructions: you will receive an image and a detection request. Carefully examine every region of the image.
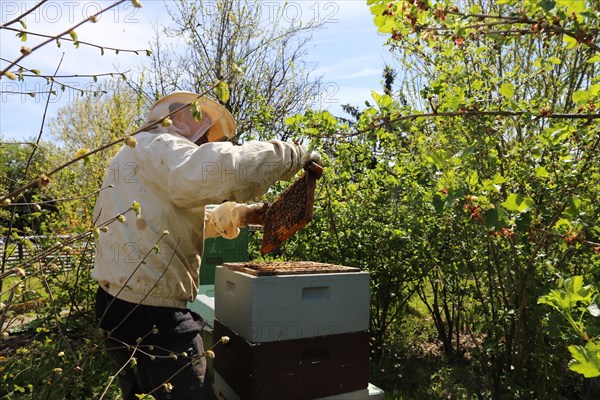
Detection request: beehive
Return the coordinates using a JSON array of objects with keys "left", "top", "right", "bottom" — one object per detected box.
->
[
  {"left": 213, "top": 319, "right": 369, "bottom": 400},
  {"left": 214, "top": 262, "right": 370, "bottom": 343}
]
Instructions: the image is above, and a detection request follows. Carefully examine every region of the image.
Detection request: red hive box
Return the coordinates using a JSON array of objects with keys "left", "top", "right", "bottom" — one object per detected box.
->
[{"left": 213, "top": 319, "right": 370, "bottom": 400}]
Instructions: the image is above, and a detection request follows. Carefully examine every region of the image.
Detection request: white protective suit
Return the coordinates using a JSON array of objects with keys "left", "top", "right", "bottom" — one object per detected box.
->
[{"left": 91, "top": 93, "right": 311, "bottom": 309}]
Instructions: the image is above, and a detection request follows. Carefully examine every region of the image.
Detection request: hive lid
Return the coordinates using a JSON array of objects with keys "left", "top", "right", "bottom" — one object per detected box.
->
[{"left": 222, "top": 261, "right": 361, "bottom": 276}]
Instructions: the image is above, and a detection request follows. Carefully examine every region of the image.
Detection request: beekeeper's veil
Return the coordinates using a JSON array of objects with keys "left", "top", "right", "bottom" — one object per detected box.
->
[{"left": 141, "top": 92, "right": 236, "bottom": 143}]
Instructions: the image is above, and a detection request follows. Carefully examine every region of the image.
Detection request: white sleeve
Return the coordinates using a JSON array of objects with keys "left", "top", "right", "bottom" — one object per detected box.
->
[{"left": 142, "top": 135, "right": 304, "bottom": 209}]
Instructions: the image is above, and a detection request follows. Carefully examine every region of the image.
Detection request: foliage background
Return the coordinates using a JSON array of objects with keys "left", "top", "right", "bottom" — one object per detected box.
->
[{"left": 1, "top": 0, "right": 600, "bottom": 399}]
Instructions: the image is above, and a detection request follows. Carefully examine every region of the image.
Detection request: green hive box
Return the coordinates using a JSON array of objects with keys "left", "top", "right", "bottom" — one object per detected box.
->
[{"left": 200, "top": 227, "right": 249, "bottom": 285}]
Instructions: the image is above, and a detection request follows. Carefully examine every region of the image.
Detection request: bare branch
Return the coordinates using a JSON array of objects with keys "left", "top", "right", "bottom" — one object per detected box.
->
[
  {"left": 1, "top": 26, "right": 151, "bottom": 56},
  {"left": 0, "top": 0, "right": 51, "bottom": 29},
  {"left": 1, "top": 0, "right": 128, "bottom": 78}
]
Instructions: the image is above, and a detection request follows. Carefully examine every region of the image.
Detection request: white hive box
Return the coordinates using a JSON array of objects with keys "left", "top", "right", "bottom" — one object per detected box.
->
[{"left": 214, "top": 262, "right": 370, "bottom": 343}]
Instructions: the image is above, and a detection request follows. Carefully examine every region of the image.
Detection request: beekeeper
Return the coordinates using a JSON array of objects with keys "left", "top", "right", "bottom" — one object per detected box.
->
[{"left": 92, "top": 91, "right": 318, "bottom": 400}]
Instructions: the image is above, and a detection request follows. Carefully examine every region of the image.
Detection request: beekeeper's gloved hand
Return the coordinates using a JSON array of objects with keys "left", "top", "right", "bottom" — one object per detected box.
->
[
  {"left": 301, "top": 147, "right": 321, "bottom": 168},
  {"left": 206, "top": 202, "right": 269, "bottom": 239},
  {"left": 232, "top": 203, "right": 269, "bottom": 227},
  {"left": 281, "top": 143, "right": 321, "bottom": 181}
]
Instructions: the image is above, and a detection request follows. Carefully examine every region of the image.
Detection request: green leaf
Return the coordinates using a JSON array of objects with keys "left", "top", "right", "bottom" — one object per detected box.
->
[
  {"left": 446, "top": 188, "right": 467, "bottom": 207},
  {"left": 565, "top": 276, "right": 593, "bottom": 304},
  {"left": 540, "top": 0, "right": 556, "bottom": 11},
  {"left": 534, "top": 166, "right": 550, "bottom": 178},
  {"left": 372, "top": 91, "right": 393, "bottom": 108},
  {"left": 215, "top": 81, "right": 230, "bottom": 103},
  {"left": 564, "top": 35, "right": 578, "bottom": 49},
  {"left": 454, "top": 146, "right": 476, "bottom": 160},
  {"left": 500, "top": 83, "right": 515, "bottom": 99},
  {"left": 564, "top": 196, "right": 582, "bottom": 219},
  {"left": 483, "top": 208, "right": 506, "bottom": 231},
  {"left": 557, "top": 0, "right": 586, "bottom": 14},
  {"left": 538, "top": 288, "right": 570, "bottom": 310},
  {"left": 432, "top": 193, "right": 445, "bottom": 213},
  {"left": 548, "top": 56, "right": 562, "bottom": 65},
  {"left": 425, "top": 150, "right": 448, "bottom": 170},
  {"left": 554, "top": 218, "right": 572, "bottom": 232},
  {"left": 69, "top": 30, "right": 78, "bottom": 42},
  {"left": 568, "top": 342, "right": 600, "bottom": 378},
  {"left": 501, "top": 193, "right": 535, "bottom": 213},
  {"left": 572, "top": 90, "right": 590, "bottom": 105},
  {"left": 470, "top": 5, "right": 483, "bottom": 14},
  {"left": 466, "top": 170, "right": 479, "bottom": 187},
  {"left": 190, "top": 100, "right": 202, "bottom": 122}
]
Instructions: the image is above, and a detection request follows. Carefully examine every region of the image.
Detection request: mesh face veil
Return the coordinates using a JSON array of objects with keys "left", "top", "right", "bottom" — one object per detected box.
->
[
  {"left": 168, "top": 102, "right": 214, "bottom": 143},
  {"left": 140, "top": 92, "right": 236, "bottom": 143}
]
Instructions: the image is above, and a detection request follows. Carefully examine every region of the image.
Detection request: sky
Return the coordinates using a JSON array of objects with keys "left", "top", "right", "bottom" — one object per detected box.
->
[{"left": 0, "top": 0, "right": 392, "bottom": 142}]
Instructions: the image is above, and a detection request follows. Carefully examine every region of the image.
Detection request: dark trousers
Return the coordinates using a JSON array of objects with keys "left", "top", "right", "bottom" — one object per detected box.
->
[
  {"left": 96, "top": 288, "right": 212, "bottom": 400},
  {"left": 105, "top": 333, "right": 207, "bottom": 400}
]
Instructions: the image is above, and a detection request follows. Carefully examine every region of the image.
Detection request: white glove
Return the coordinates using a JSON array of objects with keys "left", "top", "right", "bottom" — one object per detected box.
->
[
  {"left": 206, "top": 202, "right": 269, "bottom": 239},
  {"left": 281, "top": 143, "right": 321, "bottom": 181},
  {"left": 206, "top": 202, "right": 239, "bottom": 239},
  {"left": 301, "top": 149, "right": 321, "bottom": 167},
  {"left": 232, "top": 203, "right": 269, "bottom": 227}
]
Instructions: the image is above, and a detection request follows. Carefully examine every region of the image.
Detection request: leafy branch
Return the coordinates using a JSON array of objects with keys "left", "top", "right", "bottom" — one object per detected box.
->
[
  {"left": 378, "top": 1, "right": 600, "bottom": 52},
  {"left": 442, "top": 8, "right": 600, "bottom": 52},
  {"left": 316, "top": 109, "right": 600, "bottom": 139},
  {"left": 539, "top": 276, "right": 600, "bottom": 378}
]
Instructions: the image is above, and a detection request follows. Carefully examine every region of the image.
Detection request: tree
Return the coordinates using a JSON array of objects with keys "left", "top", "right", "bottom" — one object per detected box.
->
[
  {"left": 0, "top": 2, "right": 150, "bottom": 398},
  {"left": 0, "top": 141, "right": 62, "bottom": 238},
  {"left": 48, "top": 80, "right": 144, "bottom": 211},
  {"left": 1, "top": 0, "right": 327, "bottom": 396},
  {"left": 367, "top": 0, "right": 599, "bottom": 397},
  {"left": 283, "top": 0, "right": 599, "bottom": 397},
  {"left": 140, "top": 0, "right": 323, "bottom": 142}
]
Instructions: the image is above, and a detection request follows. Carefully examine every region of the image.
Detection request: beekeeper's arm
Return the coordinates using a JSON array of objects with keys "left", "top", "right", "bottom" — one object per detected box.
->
[
  {"left": 142, "top": 134, "right": 318, "bottom": 239},
  {"left": 162, "top": 138, "right": 317, "bottom": 205},
  {"left": 202, "top": 144, "right": 319, "bottom": 239}
]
